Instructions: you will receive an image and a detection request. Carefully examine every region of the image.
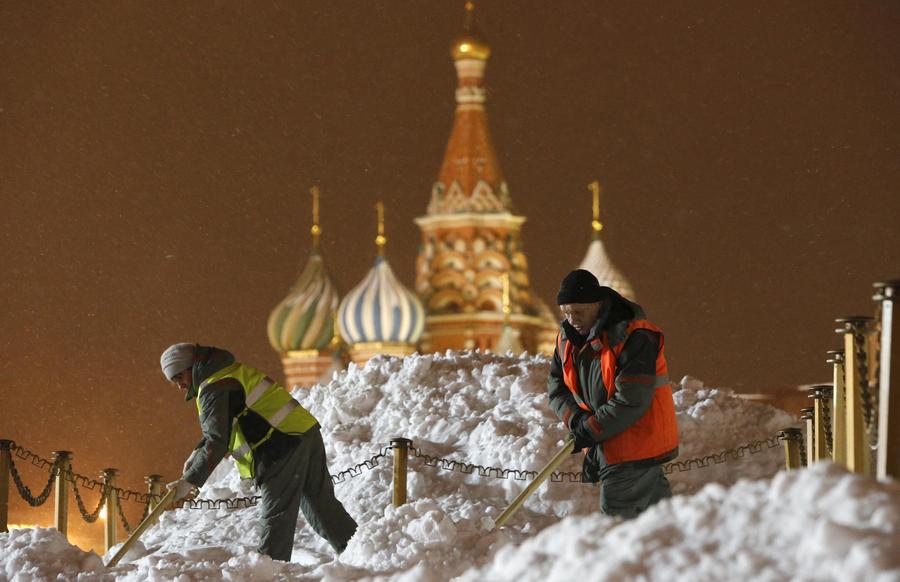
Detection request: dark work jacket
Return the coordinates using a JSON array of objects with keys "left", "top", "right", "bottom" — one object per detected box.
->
[
  {"left": 181, "top": 345, "right": 307, "bottom": 487},
  {"left": 548, "top": 289, "right": 678, "bottom": 478}
]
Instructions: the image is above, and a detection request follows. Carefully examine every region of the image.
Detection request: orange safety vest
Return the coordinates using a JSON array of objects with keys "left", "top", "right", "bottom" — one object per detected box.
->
[{"left": 558, "top": 319, "right": 679, "bottom": 465}]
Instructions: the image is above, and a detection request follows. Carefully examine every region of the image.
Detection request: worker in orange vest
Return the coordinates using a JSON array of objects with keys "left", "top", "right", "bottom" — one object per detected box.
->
[{"left": 548, "top": 269, "right": 679, "bottom": 518}]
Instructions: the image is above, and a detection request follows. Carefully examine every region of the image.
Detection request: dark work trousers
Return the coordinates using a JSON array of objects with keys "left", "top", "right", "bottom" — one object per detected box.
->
[
  {"left": 258, "top": 426, "right": 357, "bottom": 561},
  {"left": 599, "top": 463, "right": 672, "bottom": 519}
]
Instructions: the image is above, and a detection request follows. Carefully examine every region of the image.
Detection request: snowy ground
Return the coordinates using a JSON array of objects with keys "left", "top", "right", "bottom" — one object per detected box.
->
[{"left": 3, "top": 350, "right": 899, "bottom": 581}]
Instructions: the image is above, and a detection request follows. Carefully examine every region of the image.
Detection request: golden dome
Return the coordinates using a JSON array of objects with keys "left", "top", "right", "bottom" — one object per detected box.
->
[{"left": 451, "top": 2, "right": 491, "bottom": 61}]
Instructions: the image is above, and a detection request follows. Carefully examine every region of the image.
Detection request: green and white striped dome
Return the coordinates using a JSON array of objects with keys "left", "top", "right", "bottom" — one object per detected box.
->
[{"left": 267, "top": 251, "right": 340, "bottom": 353}]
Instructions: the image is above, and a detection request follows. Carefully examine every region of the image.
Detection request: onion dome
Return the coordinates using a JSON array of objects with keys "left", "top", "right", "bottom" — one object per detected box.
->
[
  {"left": 267, "top": 187, "right": 341, "bottom": 352},
  {"left": 578, "top": 181, "right": 636, "bottom": 301},
  {"left": 451, "top": 2, "right": 491, "bottom": 61},
  {"left": 338, "top": 203, "right": 425, "bottom": 346}
]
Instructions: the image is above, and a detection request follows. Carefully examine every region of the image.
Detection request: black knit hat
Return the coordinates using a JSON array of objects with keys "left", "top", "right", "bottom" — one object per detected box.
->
[{"left": 556, "top": 269, "right": 604, "bottom": 305}]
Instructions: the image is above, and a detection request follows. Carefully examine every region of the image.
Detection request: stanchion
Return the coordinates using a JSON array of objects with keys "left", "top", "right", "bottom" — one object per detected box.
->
[
  {"left": 779, "top": 428, "right": 802, "bottom": 470},
  {"left": 836, "top": 317, "right": 874, "bottom": 474},
  {"left": 800, "top": 407, "right": 815, "bottom": 465},
  {"left": 52, "top": 451, "right": 72, "bottom": 536},
  {"left": 0, "top": 440, "right": 11, "bottom": 533},
  {"left": 826, "top": 351, "right": 846, "bottom": 466},
  {"left": 809, "top": 385, "right": 832, "bottom": 462},
  {"left": 874, "top": 280, "right": 900, "bottom": 480},
  {"left": 102, "top": 469, "right": 119, "bottom": 552},
  {"left": 391, "top": 438, "right": 412, "bottom": 507},
  {"left": 145, "top": 475, "right": 163, "bottom": 512}
]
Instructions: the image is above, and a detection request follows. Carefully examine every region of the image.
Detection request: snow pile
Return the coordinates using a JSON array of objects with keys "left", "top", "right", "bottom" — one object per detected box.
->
[
  {"left": 0, "top": 527, "right": 105, "bottom": 581},
  {"left": 458, "top": 462, "right": 900, "bottom": 582},
  {"left": 2, "top": 350, "right": 870, "bottom": 582}
]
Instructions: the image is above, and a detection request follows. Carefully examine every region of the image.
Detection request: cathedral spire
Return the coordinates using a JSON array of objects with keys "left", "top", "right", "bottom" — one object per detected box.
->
[
  {"left": 428, "top": 2, "right": 507, "bottom": 215},
  {"left": 578, "top": 180, "right": 636, "bottom": 301}
]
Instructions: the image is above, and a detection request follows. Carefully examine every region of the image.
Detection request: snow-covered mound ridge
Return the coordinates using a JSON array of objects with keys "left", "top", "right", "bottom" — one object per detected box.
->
[
  {"left": 105, "top": 351, "right": 799, "bottom": 580},
  {"left": 458, "top": 462, "right": 900, "bottom": 582},
  {"left": 0, "top": 350, "right": 811, "bottom": 581}
]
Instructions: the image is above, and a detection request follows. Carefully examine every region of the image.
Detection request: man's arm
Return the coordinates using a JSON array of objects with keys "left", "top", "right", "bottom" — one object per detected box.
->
[
  {"left": 548, "top": 344, "right": 585, "bottom": 431},
  {"left": 574, "top": 330, "right": 660, "bottom": 444},
  {"left": 181, "top": 379, "right": 241, "bottom": 487}
]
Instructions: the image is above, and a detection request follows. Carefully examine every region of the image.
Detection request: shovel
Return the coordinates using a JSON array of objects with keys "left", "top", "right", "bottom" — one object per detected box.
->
[
  {"left": 105, "top": 488, "right": 178, "bottom": 568},
  {"left": 492, "top": 435, "right": 575, "bottom": 529}
]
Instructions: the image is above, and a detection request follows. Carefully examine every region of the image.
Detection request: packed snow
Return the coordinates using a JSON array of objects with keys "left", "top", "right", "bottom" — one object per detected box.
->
[{"left": 2, "top": 350, "right": 898, "bottom": 581}]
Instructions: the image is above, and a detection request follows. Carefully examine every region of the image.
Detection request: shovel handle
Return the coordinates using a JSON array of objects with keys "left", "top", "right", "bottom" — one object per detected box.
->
[
  {"left": 105, "top": 487, "right": 178, "bottom": 568},
  {"left": 493, "top": 435, "right": 576, "bottom": 529}
]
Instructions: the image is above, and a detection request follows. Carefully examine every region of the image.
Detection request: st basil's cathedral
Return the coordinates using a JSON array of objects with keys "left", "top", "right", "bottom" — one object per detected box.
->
[{"left": 266, "top": 3, "right": 634, "bottom": 389}]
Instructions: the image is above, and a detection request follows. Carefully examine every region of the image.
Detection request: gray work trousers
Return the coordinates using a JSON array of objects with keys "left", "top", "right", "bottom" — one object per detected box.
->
[
  {"left": 258, "top": 426, "right": 357, "bottom": 561},
  {"left": 599, "top": 463, "right": 671, "bottom": 519}
]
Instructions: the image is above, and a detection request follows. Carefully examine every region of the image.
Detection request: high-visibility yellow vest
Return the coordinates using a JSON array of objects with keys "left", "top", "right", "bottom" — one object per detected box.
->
[{"left": 197, "top": 362, "right": 318, "bottom": 478}]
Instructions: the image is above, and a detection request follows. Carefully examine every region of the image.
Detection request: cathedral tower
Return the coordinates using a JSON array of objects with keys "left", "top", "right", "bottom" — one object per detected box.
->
[{"left": 414, "top": 2, "right": 557, "bottom": 354}]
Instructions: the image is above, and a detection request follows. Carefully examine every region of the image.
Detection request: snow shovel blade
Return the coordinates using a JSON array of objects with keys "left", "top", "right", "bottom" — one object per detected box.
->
[
  {"left": 105, "top": 487, "right": 178, "bottom": 568},
  {"left": 493, "top": 435, "right": 575, "bottom": 529}
]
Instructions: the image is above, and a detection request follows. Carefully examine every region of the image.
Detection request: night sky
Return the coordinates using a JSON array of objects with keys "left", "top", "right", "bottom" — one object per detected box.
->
[{"left": 2, "top": 2, "right": 899, "bottom": 550}]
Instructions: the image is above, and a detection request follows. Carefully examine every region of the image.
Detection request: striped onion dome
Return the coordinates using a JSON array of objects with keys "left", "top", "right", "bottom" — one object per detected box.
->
[
  {"left": 578, "top": 238, "right": 636, "bottom": 302},
  {"left": 338, "top": 255, "right": 425, "bottom": 346},
  {"left": 267, "top": 251, "right": 341, "bottom": 353}
]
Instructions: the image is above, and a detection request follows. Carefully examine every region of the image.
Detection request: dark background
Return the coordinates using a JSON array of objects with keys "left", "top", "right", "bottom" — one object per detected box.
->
[{"left": 2, "top": 1, "right": 898, "bottom": 550}]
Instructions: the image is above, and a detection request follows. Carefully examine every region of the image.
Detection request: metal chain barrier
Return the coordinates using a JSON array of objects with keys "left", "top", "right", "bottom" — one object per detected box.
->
[
  {"left": 116, "top": 498, "right": 133, "bottom": 534},
  {"left": 8, "top": 443, "right": 59, "bottom": 507},
  {"left": 820, "top": 388, "right": 834, "bottom": 456},
  {"left": 179, "top": 446, "right": 390, "bottom": 510},
  {"left": 69, "top": 470, "right": 108, "bottom": 523},
  {"left": 663, "top": 435, "right": 782, "bottom": 474},
  {"left": 853, "top": 328, "right": 879, "bottom": 444},
  {"left": 411, "top": 435, "right": 783, "bottom": 483}
]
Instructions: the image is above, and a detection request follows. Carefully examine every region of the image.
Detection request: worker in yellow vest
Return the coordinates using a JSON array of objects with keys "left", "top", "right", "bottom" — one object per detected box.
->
[
  {"left": 549, "top": 270, "right": 679, "bottom": 518},
  {"left": 160, "top": 343, "right": 356, "bottom": 561}
]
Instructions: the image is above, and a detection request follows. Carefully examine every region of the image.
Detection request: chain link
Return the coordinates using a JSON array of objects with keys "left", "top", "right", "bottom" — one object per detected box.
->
[
  {"left": 7, "top": 444, "right": 59, "bottom": 507},
  {"left": 820, "top": 387, "right": 834, "bottom": 457},
  {"left": 853, "top": 329, "right": 879, "bottom": 444},
  {"left": 69, "top": 470, "right": 108, "bottom": 523},
  {"left": 116, "top": 498, "right": 133, "bottom": 534},
  {"left": 411, "top": 435, "right": 782, "bottom": 483},
  {"left": 179, "top": 447, "right": 390, "bottom": 510}
]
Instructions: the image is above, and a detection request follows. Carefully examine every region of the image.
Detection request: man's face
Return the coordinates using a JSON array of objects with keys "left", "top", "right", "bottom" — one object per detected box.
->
[
  {"left": 171, "top": 368, "right": 191, "bottom": 393},
  {"left": 560, "top": 302, "right": 603, "bottom": 336}
]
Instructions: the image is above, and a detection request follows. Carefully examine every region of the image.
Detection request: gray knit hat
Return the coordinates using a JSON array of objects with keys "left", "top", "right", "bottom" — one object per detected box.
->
[{"left": 160, "top": 343, "right": 195, "bottom": 381}]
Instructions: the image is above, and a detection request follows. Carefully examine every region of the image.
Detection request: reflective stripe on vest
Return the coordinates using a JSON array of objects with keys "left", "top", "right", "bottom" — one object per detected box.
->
[
  {"left": 197, "top": 362, "right": 318, "bottom": 478},
  {"left": 559, "top": 319, "right": 679, "bottom": 465}
]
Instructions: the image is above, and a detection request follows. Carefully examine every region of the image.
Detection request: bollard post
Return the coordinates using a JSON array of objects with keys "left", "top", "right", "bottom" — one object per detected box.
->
[
  {"left": 0, "top": 440, "right": 11, "bottom": 533},
  {"left": 779, "top": 428, "right": 802, "bottom": 470},
  {"left": 102, "top": 469, "right": 119, "bottom": 553},
  {"left": 145, "top": 475, "right": 164, "bottom": 512},
  {"left": 52, "top": 451, "right": 72, "bottom": 536},
  {"left": 809, "top": 385, "right": 832, "bottom": 462},
  {"left": 390, "top": 438, "right": 412, "bottom": 507},
  {"left": 826, "top": 351, "right": 846, "bottom": 466},
  {"left": 874, "top": 280, "right": 900, "bottom": 480},
  {"left": 799, "top": 407, "right": 815, "bottom": 465},
  {"left": 836, "top": 317, "right": 875, "bottom": 474}
]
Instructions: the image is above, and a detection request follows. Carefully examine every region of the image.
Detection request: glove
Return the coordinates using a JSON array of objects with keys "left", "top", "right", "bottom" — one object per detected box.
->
[
  {"left": 166, "top": 478, "right": 196, "bottom": 502},
  {"left": 569, "top": 430, "right": 593, "bottom": 453},
  {"left": 581, "top": 446, "right": 601, "bottom": 483},
  {"left": 571, "top": 413, "right": 603, "bottom": 450}
]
